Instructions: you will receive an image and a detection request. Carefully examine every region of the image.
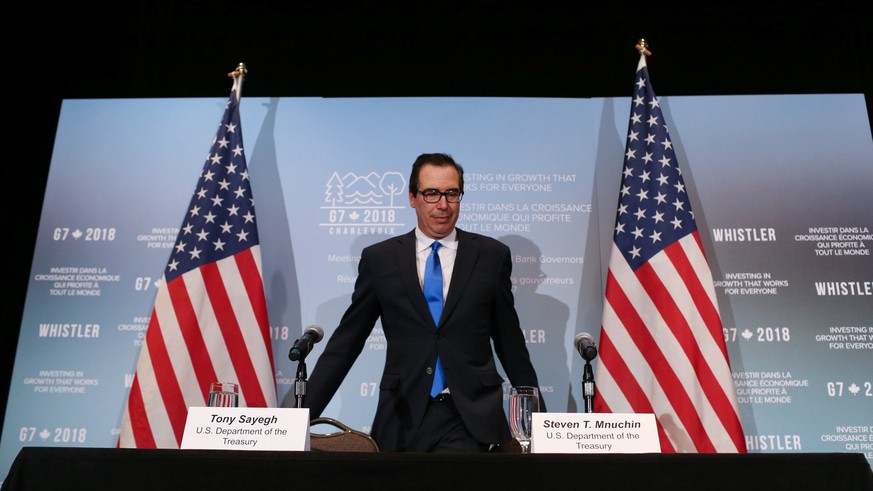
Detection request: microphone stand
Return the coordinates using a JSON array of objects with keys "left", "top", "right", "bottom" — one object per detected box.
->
[
  {"left": 582, "top": 360, "right": 595, "bottom": 413},
  {"left": 293, "top": 360, "right": 308, "bottom": 409}
]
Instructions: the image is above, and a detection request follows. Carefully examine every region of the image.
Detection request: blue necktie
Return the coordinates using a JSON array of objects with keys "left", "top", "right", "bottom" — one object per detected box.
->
[{"left": 424, "top": 241, "right": 446, "bottom": 397}]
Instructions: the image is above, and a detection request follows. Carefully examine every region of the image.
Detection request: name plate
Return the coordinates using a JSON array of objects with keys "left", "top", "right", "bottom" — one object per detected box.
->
[
  {"left": 531, "top": 412, "right": 660, "bottom": 454},
  {"left": 181, "top": 407, "right": 310, "bottom": 451}
]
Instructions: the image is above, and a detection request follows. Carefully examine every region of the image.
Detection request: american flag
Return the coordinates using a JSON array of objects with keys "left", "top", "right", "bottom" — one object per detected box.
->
[
  {"left": 118, "top": 70, "right": 277, "bottom": 448},
  {"left": 593, "top": 54, "right": 746, "bottom": 453}
]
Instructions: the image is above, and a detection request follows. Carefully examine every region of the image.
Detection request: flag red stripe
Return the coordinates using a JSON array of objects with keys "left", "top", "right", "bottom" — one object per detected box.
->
[
  {"left": 664, "top": 240, "right": 746, "bottom": 451},
  {"left": 123, "top": 377, "right": 156, "bottom": 448},
  {"left": 167, "top": 276, "right": 218, "bottom": 401},
  {"left": 634, "top": 260, "right": 717, "bottom": 452},
  {"left": 199, "top": 261, "right": 267, "bottom": 406},
  {"left": 595, "top": 325, "right": 677, "bottom": 452},
  {"left": 692, "top": 232, "right": 706, "bottom": 259},
  {"left": 606, "top": 268, "right": 703, "bottom": 451},
  {"left": 666, "top": 235, "right": 727, "bottom": 357},
  {"left": 599, "top": 277, "right": 656, "bottom": 415},
  {"left": 235, "top": 249, "right": 275, "bottom": 375},
  {"left": 142, "top": 308, "right": 188, "bottom": 444}
]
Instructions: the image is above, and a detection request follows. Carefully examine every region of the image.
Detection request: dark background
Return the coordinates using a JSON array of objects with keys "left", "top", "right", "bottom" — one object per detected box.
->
[{"left": 4, "top": 0, "right": 871, "bottom": 440}]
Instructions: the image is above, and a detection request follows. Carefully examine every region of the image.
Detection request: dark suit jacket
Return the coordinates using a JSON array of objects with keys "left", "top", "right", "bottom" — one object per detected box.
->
[{"left": 305, "top": 228, "right": 543, "bottom": 451}]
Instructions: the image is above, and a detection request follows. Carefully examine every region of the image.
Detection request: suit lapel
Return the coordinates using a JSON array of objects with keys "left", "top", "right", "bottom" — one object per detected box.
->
[
  {"left": 442, "top": 228, "right": 478, "bottom": 324},
  {"left": 396, "top": 230, "right": 435, "bottom": 328}
]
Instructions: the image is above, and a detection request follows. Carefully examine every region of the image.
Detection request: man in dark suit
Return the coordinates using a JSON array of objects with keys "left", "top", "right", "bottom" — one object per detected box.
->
[{"left": 305, "top": 153, "right": 544, "bottom": 452}]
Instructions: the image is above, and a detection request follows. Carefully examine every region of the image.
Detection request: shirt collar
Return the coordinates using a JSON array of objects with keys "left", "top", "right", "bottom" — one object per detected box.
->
[{"left": 415, "top": 227, "right": 458, "bottom": 252}]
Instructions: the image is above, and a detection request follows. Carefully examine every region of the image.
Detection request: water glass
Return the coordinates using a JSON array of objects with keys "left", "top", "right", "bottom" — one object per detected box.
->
[
  {"left": 509, "top": 386, "right": 539, "bottom": 453},
  {"left": 208, "top": 382, "right": 239, "bottom": 407}
]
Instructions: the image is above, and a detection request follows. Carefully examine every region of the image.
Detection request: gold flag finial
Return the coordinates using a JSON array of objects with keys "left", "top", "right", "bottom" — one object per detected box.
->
[
  {"left": 635, "top": 39, "right": 652, "bottom": 56},
  {"left": 228, "top": 63, "right": 247, "bottom": 78}
]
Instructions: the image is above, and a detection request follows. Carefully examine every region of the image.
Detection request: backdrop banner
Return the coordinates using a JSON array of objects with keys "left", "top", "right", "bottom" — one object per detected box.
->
[{"left": 2, "top": 95, "right": 871, "bottom": 476}]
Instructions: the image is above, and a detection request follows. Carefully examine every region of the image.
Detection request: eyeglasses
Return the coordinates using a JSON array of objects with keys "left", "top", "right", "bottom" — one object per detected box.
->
[{"left": 417, "top": 188, "right": 464, "bottom": 203}]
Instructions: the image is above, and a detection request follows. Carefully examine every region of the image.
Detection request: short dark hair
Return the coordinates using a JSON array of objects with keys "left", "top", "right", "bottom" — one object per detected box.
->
[{"left": 408, "top": 153, "right": 465, "bottom": 195}]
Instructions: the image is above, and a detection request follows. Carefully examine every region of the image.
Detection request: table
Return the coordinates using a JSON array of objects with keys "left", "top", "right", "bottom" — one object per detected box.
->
[{"left": 2, "top": 447, "right": 871, "bottom": 491}]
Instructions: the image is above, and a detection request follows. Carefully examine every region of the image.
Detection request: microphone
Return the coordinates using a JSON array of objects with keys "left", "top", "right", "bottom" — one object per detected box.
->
[
  {"left": 288, "top": 325, "right": 324, "bottom": 362},
  {"left": 574, "top": 332, "right": 598, "bottom": 361},
  {"left": 575, "top": 332, "right": 598, "bottom": 413}
]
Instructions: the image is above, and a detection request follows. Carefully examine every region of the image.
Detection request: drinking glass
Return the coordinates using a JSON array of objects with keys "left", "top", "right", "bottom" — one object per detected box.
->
[
  {"left": 208, "top": 382, "right": 239, "bottom": 407},
  {"left": 509, "top": 386, "right": 539, "bottom": 453}
]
